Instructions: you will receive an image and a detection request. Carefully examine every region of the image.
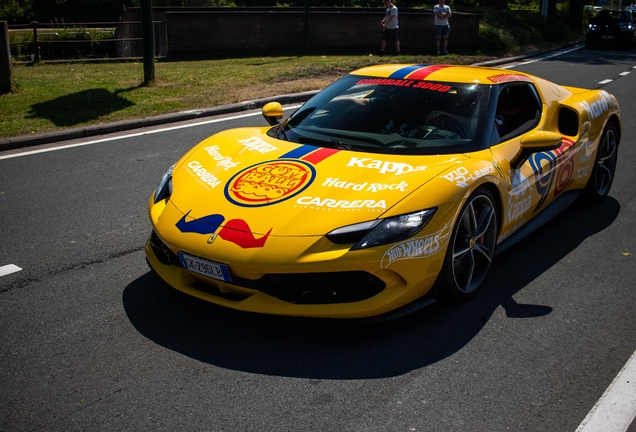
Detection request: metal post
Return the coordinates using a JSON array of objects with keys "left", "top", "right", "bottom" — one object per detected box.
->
[
  {"left": 30, "top": 21, "right": 40, "bottom": 62},
  {"left": 141, "top": 0, "right": 155, "bottom": 85},
  {"left": 303, "top": 0, "right": 309, "bottom": 55},
  {"left": 0, "top": 21, "right": 13, "bottom": 94}
]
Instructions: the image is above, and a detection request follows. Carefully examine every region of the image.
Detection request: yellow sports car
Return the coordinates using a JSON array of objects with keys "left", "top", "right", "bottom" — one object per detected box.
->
[{"left": 145, "top": 64, "right": 621, "bottom": 321}]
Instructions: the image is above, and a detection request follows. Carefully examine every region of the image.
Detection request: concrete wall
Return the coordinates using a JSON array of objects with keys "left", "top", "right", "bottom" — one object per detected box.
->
[{"left": 121, "top": 7, "right": 480, "bottom": 58}]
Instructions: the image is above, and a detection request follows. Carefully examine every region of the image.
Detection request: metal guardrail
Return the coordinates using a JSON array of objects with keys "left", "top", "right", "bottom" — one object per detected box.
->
[{"left": 8, "top": 21, "right": 161, "bottom": 62}]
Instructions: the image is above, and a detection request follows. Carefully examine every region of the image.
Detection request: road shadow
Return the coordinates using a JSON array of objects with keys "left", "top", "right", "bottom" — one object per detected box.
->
[
  {"left": 27, "top": 87, "right": 137, "bottom": 127},
  {"left": 123, "top": 197, "right": 620, "bottom": 379}
]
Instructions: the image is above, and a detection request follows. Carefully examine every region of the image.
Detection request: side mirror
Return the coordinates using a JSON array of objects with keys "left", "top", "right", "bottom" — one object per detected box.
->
[
  {"left": 262, "top": 102, "right": 284, "bottom": 126},
  {"left": 510, "top": 131, "right": 562, "bottom": 169}
]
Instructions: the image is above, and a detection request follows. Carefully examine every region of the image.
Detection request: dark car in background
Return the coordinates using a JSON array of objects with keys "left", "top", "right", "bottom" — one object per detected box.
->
[{"left": 586, "top": 9, "right": 636, "bottom": 49}]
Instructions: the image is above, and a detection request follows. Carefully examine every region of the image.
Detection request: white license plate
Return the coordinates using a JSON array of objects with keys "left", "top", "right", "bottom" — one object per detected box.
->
[
  {"left": 178, "top": 252, "right": 232, "bottom": 283},
  {"left": 601, "top": 35, "right": 615, "bottom": 40}
]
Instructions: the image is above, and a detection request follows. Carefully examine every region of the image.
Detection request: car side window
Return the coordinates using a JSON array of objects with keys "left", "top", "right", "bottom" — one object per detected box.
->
[{"left": 492, "top": 83, "right": 542, "bottom": 144}]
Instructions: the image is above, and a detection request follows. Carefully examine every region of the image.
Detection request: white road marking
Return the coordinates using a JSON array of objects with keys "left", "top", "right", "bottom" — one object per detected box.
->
[
  {"left": 576, "top": 350, "right": 636, "bottom": 432},
  {"left": 619, "top": 72, "right": 630, "bottom": 76},
  {"left": 0, "top": 264, "right": 22, "bottom": 277},
  {"left": 505, "top": 46, "right": 584, "bottom": 68},
  {"left": 0, "top": 105, "right": 303, "bottom": 161},
  {"left": 598, "top": 79, "right": 614, "bottom": 85}
]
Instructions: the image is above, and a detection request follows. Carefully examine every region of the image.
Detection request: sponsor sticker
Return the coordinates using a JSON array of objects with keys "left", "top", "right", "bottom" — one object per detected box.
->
[
  {"left": 225, "top": 160, "right": 315, "bottom": 207},
  {"left": 381, "top": 222, "right": 451, "bottom": 268}
]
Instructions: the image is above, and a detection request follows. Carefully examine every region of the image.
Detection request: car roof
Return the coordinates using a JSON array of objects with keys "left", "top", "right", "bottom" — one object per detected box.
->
[{"left": 349, "top": 64, "right": 538, "bottom": 85}]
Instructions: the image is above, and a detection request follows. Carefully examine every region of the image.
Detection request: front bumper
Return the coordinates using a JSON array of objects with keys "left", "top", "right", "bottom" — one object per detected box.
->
[{"left": 145, "top": 229, "right": 442, "bottom": 320}]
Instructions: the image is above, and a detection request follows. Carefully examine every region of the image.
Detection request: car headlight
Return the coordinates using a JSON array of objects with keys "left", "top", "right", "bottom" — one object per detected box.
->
[
  {"left": 326, "top": 209, "right": 437, "bottom": 250},
  {"left": 588, "top": 24, "right": 597, "bottom": 31},
  {"left": 153, "top": 164, "right": 174, "bottom": 203}
]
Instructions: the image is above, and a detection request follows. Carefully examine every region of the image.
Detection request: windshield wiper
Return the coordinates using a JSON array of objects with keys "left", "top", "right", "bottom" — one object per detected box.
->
[{"left": 298, "top": 136, "right": 354, "bottom": 150}]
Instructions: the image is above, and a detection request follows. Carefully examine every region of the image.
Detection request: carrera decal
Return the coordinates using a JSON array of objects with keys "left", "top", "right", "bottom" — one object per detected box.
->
[
  {"left": 529, "top": 137, "right": 576, "bottom": 212},
  {"left": 185, "top": 161, "right": 222, "bottom": 189},
  {"left": 487, "top": 73, "right": 533, "bottom": 83},
  {"left": 225, "top": 160, "right": 316, "bottom": 207},
  {"left": 176, "top": 211, "right": 272, "bottom": 249},
  {"left": 381, "top": 222, "right": 451, "bottom": 268},
  {"left": 296, "top": 196, "right": 386, "bottom": 211}
]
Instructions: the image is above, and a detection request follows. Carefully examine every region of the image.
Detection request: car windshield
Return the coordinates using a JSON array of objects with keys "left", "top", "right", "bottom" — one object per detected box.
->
[
  {"left": 281, "top": 74, "right": 492, "bottom": 155},
  {"left": 594, "top": 10, "right": 631, "bottom": 22}
]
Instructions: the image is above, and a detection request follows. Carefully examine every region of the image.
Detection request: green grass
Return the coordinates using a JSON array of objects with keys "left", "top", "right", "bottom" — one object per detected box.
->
[
  {"left": 1, "top": 53, "right": 495, "bottom": 139},
  {"left": 0, "top": 5, "right": 582, "bottom": 140}
]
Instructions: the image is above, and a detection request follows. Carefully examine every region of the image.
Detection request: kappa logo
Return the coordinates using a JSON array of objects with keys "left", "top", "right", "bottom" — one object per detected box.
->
[
  {"left": 225, "top": 160, "right": 316, "bottom": 207},
  {"left": 347, "top": 157, "right": 426, "bottom": 175}
]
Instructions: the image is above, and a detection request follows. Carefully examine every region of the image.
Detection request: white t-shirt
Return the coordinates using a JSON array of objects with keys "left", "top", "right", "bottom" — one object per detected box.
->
[
  {"left": 433, "top": 4, "right": 451, "bottom": 26},
  {"left": 384, "top": 6, "right": 399, "bottom": 29}
]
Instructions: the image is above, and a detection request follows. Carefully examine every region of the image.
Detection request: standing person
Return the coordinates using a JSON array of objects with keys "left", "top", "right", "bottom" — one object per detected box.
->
[
  {"left": 434, "top": 0, "right": 451, "bottom": 55},
  {"left": 380, "top": 0, "right": 400, "bottom": 55}
]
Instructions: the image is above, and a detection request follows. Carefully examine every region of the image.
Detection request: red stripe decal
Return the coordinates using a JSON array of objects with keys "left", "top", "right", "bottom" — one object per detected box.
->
[
  {"left": 405, "top": 65, "right": 451, "bottom": 81},
  {"left": 301, "top": 147, "right": 340, "bottom": 164}
]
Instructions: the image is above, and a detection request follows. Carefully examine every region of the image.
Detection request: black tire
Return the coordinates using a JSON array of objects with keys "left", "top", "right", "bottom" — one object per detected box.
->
[
  {"left": 442, "top": 187, "right": 498, "bottom": 301},
  {"left": 584, "top": 121, "right": 619, "bottom": 204}
]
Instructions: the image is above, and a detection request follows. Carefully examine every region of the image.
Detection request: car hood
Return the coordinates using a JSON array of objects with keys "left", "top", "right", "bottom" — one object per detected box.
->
[{"left": 168, "top": 127, "right": 468, "bottom": 237}]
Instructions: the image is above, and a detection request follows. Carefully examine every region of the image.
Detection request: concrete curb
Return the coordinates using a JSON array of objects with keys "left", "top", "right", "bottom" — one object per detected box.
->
[
  {"left": 0, "top": 42, "right": 582, "bottom": 152},
  {"left": 0, "top": 91, "right": 318, "bottom": 152}
]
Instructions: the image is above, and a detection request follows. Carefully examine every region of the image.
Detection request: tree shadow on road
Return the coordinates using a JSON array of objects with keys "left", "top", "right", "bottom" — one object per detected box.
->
[
  {"left": 123, "top": 197, "right": 620, "bottom": 379},
  {"left": 26, "top": 87, "right": 137, "bottom": 127}
]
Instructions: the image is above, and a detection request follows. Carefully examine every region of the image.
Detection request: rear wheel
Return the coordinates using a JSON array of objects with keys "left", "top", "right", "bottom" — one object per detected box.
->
[
  {"left": 584, "top": 121, "right": 618, "bottom": 204},
  {"left": 442, "top": 187, "right": 498, "bottom": 301}
]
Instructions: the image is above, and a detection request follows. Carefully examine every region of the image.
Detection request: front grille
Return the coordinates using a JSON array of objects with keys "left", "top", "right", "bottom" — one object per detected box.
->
[
  {"left": 232, "top": 272, "right": 386, "bottom": 304},
  {"left": 149, "top": 230, "right": 386, "bottom": 305},
  {"left": 149, "top": 230, "right": 180, "bottom": 267}
]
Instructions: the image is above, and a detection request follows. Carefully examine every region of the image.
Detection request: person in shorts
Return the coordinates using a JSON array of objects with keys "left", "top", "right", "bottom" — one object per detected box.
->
[
  {"left": 434, "top": 0, "right": 451, "bottom": 55},
  {"left": 380, "top": 0, "right": 400, "bottom": 55}
]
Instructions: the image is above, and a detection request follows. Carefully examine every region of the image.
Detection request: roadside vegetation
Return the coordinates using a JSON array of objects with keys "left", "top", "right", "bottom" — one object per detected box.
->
[{"left": 1, "top": 5, "right": 583, "bottom": 139}]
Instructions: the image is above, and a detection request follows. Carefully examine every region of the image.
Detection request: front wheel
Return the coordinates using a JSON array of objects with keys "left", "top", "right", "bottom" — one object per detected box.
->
[
  {"left": 442, "top": 187, "right": 498, "bottom": 301},
  {"left": 584, "top": 121, "right": 618, "bottom": 204}
]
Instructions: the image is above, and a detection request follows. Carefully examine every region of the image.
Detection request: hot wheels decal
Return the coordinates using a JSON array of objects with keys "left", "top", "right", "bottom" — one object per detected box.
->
[
  {"left": 176, "top": 211, "right": 272, "bottom": 249},
  {"left": 381, "top": 222, "right": 451, "bottom": 268}
]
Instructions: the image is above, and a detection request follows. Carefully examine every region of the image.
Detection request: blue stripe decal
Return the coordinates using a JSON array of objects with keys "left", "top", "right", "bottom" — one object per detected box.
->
[
  {"left": 389, "top": 64, "right": 430, "bottom": 79},
  {"left": 279, "top": 145, "right": 318, "bottom": 159}
]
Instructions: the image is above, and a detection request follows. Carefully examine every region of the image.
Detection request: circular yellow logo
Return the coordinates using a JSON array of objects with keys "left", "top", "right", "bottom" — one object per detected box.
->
[{"left": 225, "top": 160, "right": 316, "bottom": 207}]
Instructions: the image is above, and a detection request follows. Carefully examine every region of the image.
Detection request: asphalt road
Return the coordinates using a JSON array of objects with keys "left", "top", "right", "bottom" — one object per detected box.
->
[{"left": 1, "top": 47, "right": 635, "bottom": 431}]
